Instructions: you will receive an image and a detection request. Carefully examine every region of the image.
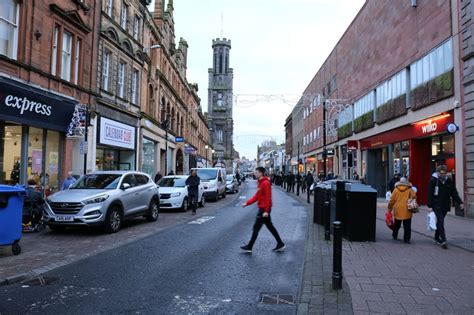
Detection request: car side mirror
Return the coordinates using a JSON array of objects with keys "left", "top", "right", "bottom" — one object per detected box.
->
[{"left": 121, "top": 183, "right": 131, "bottom": 190}]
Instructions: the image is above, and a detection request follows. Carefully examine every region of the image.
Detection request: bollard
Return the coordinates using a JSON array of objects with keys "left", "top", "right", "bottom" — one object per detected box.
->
[
  {"left": 332, "top": 221, "right": 343, "bottom": 290},
  {"left": 324, "top": 201, "right": 330, "bottom": 241}
]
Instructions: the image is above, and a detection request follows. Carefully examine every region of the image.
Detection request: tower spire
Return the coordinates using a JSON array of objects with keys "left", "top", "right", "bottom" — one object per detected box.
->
[{"left": 220, "top": 12, "right": 224, "bottom": 38}]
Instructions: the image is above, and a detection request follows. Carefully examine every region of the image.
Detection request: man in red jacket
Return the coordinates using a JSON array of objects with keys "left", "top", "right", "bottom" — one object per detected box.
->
[{"left": 241, "top": 167, "right": 285, "bottom": 253}]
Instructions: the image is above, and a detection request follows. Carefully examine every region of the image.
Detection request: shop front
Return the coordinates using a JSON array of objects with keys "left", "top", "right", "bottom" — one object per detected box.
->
[
  {"left": 340, "top": 141, "right": 359, "bottom": 180},
  {"left": 360, "top": 112, "right": 456, "bottom": 204},
  {"left": 96, "top": 116, "right": 136, "bottom": 171},
  {"left": 0, "top": 77, "right": 82, "bottom": 192}
]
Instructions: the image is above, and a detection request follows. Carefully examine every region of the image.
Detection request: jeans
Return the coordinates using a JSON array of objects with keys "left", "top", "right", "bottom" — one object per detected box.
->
[
  {"left": 188, "top": 193, "right": 198, "bottom": 212},
  {"left": 392, "top": 218, "right": 411, "bottom": 242},
  {"left": 434, "top": 211, "right": 447, "bottom": 243},
  {"left": 247, "top": 209, "right": 284, "bottom": 248}
]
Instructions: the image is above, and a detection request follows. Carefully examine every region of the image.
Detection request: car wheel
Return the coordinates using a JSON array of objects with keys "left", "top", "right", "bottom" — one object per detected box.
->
[
  {"left": 146, "top": 199, "right": 160, "bottom": 222},
  {"left": 104, "top": 206, "right": 122, "bottom": 233},
  {"left": 12, "top": 242, "right": 21, "bottom": 256},
  {"left": 181, "top": 197, "right": 189, "bottom": 212},
  {"left": 213, "top": 191, "right": 219, "bottom": 202},
  {"left": 222, "top": 190, "right": 227, "bottom": 198},
  {"left": 49, "top": 225, "right": 67, "bottom": 233},
  {"left": 199, "top": 195, "right": 206, "bottom": 207}
]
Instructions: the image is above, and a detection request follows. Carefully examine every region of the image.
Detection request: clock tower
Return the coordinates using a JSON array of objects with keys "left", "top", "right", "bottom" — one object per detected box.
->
[{"left": 208, "top": 38, "right": 234, "bottom": 170}]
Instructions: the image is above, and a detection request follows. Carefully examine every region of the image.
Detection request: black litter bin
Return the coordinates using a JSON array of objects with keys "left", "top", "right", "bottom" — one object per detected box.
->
[
  {"left": 330, "top": 181, "right": 346, "bottom": 227},
  {"left": 342, "top": 182, "right": 377, "bottom": 242},
  {"left": 313, "top": 184, "right": 325, "bottom": 224}
]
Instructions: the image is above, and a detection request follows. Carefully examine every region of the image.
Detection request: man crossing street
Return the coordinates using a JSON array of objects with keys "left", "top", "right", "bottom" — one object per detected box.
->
[
  {"left": 241, "top": 167, "right": 285, "bottom": 253},
  {"left": 185, "top": 170, "right": 201, "bottom": 215}
]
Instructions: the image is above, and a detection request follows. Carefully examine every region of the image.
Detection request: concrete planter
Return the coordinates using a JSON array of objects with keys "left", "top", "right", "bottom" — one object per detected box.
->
[
  {"left": 375, "top": 94, "right": 407, "bottom": 124},
  {"left": 411, "top": 70, "right": 454, "bottom": 111},
  {"left": 354, "top": 111, "right": 374, "bottom": 133}
]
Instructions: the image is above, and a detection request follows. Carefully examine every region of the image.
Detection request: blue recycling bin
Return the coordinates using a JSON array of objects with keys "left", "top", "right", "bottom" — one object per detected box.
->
[{"left": 0, "top": 185, "right": 26, "bottom": 255}]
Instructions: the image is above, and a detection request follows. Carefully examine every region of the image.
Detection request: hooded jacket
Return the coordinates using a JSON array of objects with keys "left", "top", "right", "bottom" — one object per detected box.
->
[
  {"left": 427, "top": 172, "right": 462, "bottom": 213},
  {"left": 388, "top": 181, "right": 417, "bottom": 220},
  {"left": 245, "top": 176, "right": 272, "bottom": 213},
  {"left": 185, "top": 175, "right": 200, "bottom": 194}
]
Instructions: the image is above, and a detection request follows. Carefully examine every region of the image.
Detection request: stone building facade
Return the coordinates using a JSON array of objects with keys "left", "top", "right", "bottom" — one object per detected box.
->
[
  {"left": 0, "top": 0, "right": 100, "bottom": 190},
  {"left": 207, "top": 38, "right": 234, "bottom": 171}
]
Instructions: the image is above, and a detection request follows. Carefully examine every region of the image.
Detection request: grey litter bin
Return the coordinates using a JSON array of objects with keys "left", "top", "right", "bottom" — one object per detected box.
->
[{"left": 342, "top": 182, "right": 377, "bottom": 242}]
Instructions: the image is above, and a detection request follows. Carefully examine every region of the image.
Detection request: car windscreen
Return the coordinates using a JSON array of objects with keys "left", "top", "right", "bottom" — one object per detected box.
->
[
  {"left": 226, "top": 175, "right": 234, "bottom": 181},
  {"left": 158, "top": 177, "right": 186, "bottom": 187},
  {"left": 195, "top": 169, "right": 218, "bottom": 181},
  {"left": 70, "top": 174, "right": 122, "bottom": 189}
]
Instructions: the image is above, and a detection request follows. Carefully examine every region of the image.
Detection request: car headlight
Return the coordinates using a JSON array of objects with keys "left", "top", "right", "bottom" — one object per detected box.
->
[
  {"left": 83, "top": 194, "right": 109, "bottom": 204},
  {"left": 170, "top": 192, "right": 181, "bottom": 198}
]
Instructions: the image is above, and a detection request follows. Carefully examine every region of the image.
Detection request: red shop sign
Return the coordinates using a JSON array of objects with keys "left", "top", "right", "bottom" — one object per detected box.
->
[{"left": 360, "top": 113, "right": 453, "bottom": 150}]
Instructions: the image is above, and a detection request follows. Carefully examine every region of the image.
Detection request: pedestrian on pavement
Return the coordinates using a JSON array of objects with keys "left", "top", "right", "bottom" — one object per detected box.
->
[
  {"left": 168, "top": 170, "right": 175, "bottom": 175},
  {"left": 61, "top": 171, "right": 76, "bottom": 190},
  {"left": 388, "top": 177, "right": 417, "bottom": 243},
  {"left": 427, "top": 165, "right": 463, "bottom": 249},
  {"left": 296, "top": 173, "right": 302, "bottom": 196},
  {"left": 185, "top": 170, "right": 201, "bottom": 215},
  {"left": 305, "top": 171, "right": 314, "bottom": 204},
  {"left": 352, "top": 171, "right": 360, "bottom": 180},
  {"left": 241, "top": 167, "right": 285, "bottom": 253},
  {"left": 325, "top": 171, "right": 334, "bottom": 181},
  {"left": 287, "top": 172, "right": 295, "bottom": 193},
  {"left": 388, "top": 173, "right": 401, "bottom": 193},
  {"left": 154, "top": 171, "right": 162, "bottom": 183}
]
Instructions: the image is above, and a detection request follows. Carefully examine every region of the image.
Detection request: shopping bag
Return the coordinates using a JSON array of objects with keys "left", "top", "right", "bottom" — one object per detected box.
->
[
  {"left": 427, "top": 212, "right": 437, "bottom": 231},
  {"left": 310, "top": 183, "right": 315, "bottom": 191},
  {"left": 385, "top": 191, "right": 391, "bottom": 201},
  {"left": 385, "top": 211, "right": 394, "bottom": 230}
]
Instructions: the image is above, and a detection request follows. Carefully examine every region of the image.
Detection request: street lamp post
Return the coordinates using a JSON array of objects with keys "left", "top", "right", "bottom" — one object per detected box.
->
[
  {"left": 323, "top": 100, "right": 327, "bottom": 179},
  {"left": 205, "top": 145, "right": 209, "bottom": 167}
]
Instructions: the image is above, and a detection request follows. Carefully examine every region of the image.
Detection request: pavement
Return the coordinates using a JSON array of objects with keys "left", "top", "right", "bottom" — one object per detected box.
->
[
  {"left": 284, "top": 184, "right": 474, "bottom": 315},
  {"left": 0, "top": 188, "right": 243, "bottom": 285},
  {"left": 0, "top": 180, "right": 308, "bottom": 314}
]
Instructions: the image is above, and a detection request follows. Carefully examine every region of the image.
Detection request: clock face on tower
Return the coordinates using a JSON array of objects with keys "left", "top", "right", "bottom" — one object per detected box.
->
[{"left": 216, "top": 93, "right": 225, "bottom": 107}]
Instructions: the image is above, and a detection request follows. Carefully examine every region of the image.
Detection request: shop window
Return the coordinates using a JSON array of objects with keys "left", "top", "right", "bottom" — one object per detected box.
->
[
  {"left": 45, "top": 130, "right": 60, "bottom": 190},
  {"left": 0, "top": 124, "right": 22, "bottom": 185},
  {"left": 443, "top": 135, "right": 455, "bottom": 155},
  {"left": 0, "top": 0, "right": 19, "bottom": 60},
  {"left": 431, "top": 137, "right": 441, "bottom": 156},
  {"left": 27, "top": 127, "right": 44, "bottom": 185}
]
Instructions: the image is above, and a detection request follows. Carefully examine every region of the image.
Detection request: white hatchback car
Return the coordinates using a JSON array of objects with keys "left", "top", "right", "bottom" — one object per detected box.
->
[{"left": 157, "top": 175, "right": 205, "bottom": 211}]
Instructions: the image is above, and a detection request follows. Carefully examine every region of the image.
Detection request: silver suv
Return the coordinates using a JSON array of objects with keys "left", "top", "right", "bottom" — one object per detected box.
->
[{"left": 43, "top": 171, "right": 160, "bottom": 233}]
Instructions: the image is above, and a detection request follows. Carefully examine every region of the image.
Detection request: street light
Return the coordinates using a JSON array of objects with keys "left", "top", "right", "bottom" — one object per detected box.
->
[
  {"left": 143, "top": 44, "right": 161, "bottom": 53},
  {"left": 205, "top": 145, "right": 209, "bottom": 167},
  {"left": 211, "top": 149, "right": 215, "bottom": 167},
  {"left": 161, "top": 119, "right": 170, "bottom": 174}
]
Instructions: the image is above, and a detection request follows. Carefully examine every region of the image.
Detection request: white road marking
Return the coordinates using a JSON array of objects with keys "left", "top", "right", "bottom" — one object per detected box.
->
[
  {"left": 188, "top": 216, "right": 215, "bottom": 225},
  {"left": 238, "top": 196, "right": 246, "bottom": 199}
]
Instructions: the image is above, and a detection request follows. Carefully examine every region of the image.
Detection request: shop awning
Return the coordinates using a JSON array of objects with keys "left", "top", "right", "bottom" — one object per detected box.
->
[{"left": 0, "top": 77, "right": 79, "bottom": 132}]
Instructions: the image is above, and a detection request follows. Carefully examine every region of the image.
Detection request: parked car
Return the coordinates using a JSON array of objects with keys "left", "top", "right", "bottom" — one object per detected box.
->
[
  {"left": 157, "top": 175, "right": 205, "bottom": 211},
  {"left": 43, "top": 171, "right": 160, "bottom": 233},
  {"left": 226, "top": 174, "right": 239, "bottom": 194},
  {"left": 190, "top": 168, "right": 226, "bottom": 202}
]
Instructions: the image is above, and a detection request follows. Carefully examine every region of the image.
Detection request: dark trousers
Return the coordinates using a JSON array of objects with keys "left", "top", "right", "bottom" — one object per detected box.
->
[
  {"left": 248, "top": 209, "right": 284, "bottom": 248},
  {"left": 307, "top": 187, "right": 311, "bottom": 203},
  {"left": 296, "top": 184, "right": 300, "bottom": 196},
  {"left": 189, "top": 193, "right": 198, "bottom": 212},
  {"left": 392, "top": 218, "right": 411, "bottom": 242},
  {"left": 434, "top": 211, "right": 447, "bottom": 243}
]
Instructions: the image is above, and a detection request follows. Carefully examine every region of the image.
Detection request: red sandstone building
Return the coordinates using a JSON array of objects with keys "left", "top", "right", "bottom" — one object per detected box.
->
[
  {"left": 0, "top": 0, "right": 99, "bottom": 190},
  {"left": 297, "top": 0, "right": 464, "bottom": 210}
]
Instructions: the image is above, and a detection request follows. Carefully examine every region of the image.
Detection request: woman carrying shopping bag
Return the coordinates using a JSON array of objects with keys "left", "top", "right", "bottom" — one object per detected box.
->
[{"left": 388, "top": 177, "right": 417, "bottom": 244}]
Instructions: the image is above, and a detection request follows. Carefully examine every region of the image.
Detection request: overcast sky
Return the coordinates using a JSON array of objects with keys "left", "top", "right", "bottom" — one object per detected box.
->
[{"left": 149, "top": 0, "right": 365, "bottom": 159}]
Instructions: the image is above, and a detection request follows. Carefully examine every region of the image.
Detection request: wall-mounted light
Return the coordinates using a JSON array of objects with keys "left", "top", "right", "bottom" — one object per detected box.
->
[
  {"left": 411, "top": 0, "right": 417, "bottom": 7},
  {"left": 34, "top": 29, "right": 42, "bottom": 40}
]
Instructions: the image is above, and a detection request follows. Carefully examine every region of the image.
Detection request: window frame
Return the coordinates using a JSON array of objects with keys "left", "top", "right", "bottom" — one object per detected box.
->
[
  {"left": 106, "top": 0, "right": 113, "bottom": 16},
  {"left": 117, "top": 61, "right": 126, "bottom": 99},
  {"left": 131, "top": 68, "right": 139, "bottom": 104},
  {"left": 0, "top": 0, "right": 19, "bottom": 60},
  {"left": 120, "top": 2, "right": 128, "bottom": 30},
  {"left": 102, "top": 50, "right": 111, "bottom": 91}
]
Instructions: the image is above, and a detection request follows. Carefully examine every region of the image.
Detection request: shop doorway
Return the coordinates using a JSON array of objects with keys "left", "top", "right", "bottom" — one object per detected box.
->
[
  {"left": 176, "top": 149, "right": 184, "bottom": 174},
  {"left": 366, "top": 148, "right": 389, "bottom": 197},
  {"left": 410, "top": 138, "right": 431, "bottom": 205}
]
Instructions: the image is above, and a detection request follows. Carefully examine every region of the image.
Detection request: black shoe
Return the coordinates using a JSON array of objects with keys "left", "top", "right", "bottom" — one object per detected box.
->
[
  {"left": 440, "top": 241, "right": 448, "bottom": 249},
  {"left": 273, "top": 243, "right": 286, "bottom": 252},
  {"left": 392, "top": 236, "right": 398, "bottom": 241},
  {"left": 240, "top": 245, "right": 252, "bottom": 253},
  {"left": 404, "top": 240, "right": 411, "bottom": 244}
]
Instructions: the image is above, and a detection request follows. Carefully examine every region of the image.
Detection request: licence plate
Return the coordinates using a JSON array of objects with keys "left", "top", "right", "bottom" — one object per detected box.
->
[{"left": 56, "top": 215, "right": 74, "bottom": 222}]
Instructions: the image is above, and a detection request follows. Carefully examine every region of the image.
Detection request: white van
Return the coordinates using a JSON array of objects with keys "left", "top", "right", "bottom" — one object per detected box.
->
[{"left": 190, "top": 168, "right": 227, "bottom": 201}]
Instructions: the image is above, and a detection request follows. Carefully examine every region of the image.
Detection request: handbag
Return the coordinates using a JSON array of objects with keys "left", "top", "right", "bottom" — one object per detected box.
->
[
  {"left": 385, "top": 211, "right": 394, "bottom": 230},
  {"left": 407, "top": 197, "right": 419, "bottom": 213}
]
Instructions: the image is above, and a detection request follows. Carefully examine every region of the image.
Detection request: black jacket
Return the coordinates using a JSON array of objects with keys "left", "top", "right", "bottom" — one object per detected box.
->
[
  {"left": 427, "top": 173, "right": 462, "bottom": 213},
  {"left": 305, "top": 174, "right": 314, "bottom": 186},
  {"left": 185, "top": 175, "right": 200, "bottom": 194},
  {"left": 288, "top": 174, "right": 295, "bottom": 183}
]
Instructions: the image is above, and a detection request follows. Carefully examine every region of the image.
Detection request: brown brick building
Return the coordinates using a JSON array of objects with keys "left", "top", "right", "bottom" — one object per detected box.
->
[
  {"left": 292, "top": 0, "right": 465, "bottom": 212},
  {"left": 0, "top": 0, "right": 100, "bottom": 190}
]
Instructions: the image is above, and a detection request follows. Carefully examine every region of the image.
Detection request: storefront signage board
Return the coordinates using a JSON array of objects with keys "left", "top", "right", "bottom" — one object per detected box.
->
[
  {"left": 99, "top": 117, "right": 136, "bottom": 150},
  {"left": 0, "top": 78, "right": 77, "bottom": 132}
]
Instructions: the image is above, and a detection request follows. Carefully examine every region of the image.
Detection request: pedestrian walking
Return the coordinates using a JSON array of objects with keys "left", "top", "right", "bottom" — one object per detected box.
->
[
  {"left": 296, "top": 173, "right": 302, "bottom": 196},
  {"left": 352, "top": 171, "right": 360, "bottom": 180},
  {"left": 154, "top": 171, "right": 162, "bottom": 183},
  {"left": 305, "top": 171, "right": 314, "bottom": 204},
  {"left": 61, "top": 171, "right": 76, "bottom": 190},
  {"left": 287, "top": 172, "right": 295, "bottom": 193},
  {"left": 388, "top": 173, "right": 401, "bottom": 193},
  {"left": 388, "top": 177, "right": 417, "bottom": 243},
  {"left": 185, "top": 170, "right": 201, "bottom": 215},
  {"left": 241, "top": 167, "right": 285, "bottom": 253},
  {"left": 427, "top": 165, "right": 463, "bottom": 249}
]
